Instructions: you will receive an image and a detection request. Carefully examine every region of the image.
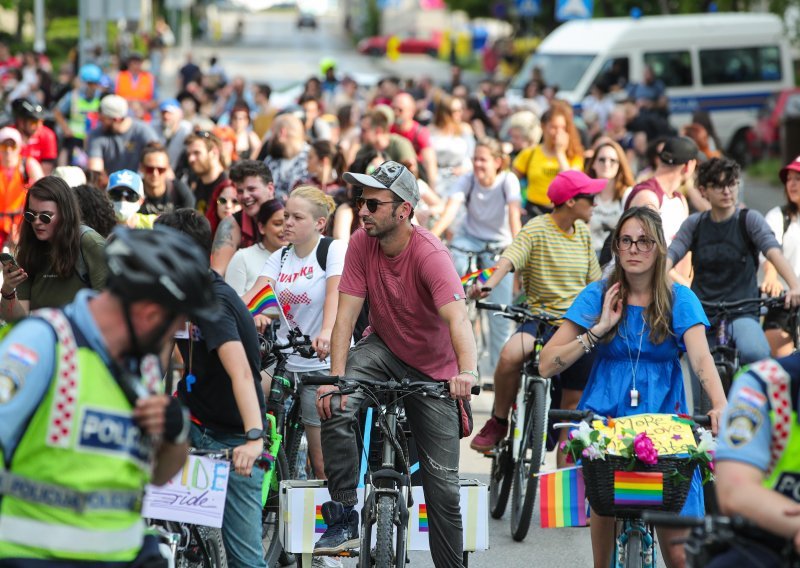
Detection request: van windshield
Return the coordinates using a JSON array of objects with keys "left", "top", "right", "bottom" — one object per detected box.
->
[{"left": 511, "top": 53, "right": 596, "bottom": 92}]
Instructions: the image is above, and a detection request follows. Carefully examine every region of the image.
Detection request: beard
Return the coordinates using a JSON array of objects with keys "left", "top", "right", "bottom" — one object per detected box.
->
[
  {"left": 189, "top": 155, "right": 211, "bottom": 176},
  {"left": 267, "top": 139, "right": 286, "bottom": 159}
]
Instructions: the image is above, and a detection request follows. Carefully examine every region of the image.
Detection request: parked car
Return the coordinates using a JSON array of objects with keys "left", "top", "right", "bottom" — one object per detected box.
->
[
  {"left": 297, "top": 11, "right": 317, "bottom": 29},
  {"left": 357, "top": 35, "right": 440, "bottom": 57},
  {"left": 747, "top": 88, "right": 800, "bottom": 162}
]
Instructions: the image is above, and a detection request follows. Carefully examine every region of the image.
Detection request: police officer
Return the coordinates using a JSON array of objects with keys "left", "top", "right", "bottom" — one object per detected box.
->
[
  {"left": 713, "top": 353, "right": 800, "bottom": 566},
  {"left": 53, "top": 64, "right": 104, "bottom": 165},
  {"left": 0, "top": 226, "right": 217, "bottom": 566}
]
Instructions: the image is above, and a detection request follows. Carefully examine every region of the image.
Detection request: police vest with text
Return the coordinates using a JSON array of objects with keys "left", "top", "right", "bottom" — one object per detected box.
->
[{"left": 0, "top": 309, "right": 162, "bottom": 563}]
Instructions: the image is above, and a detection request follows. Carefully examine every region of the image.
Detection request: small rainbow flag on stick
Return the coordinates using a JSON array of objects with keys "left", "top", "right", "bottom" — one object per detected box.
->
[
  {"left": 247, "top": 283, "right": 280, "bottom": 317},
  {"left": 614, "top": 471, "right": 664, "bottom": 506},
  {"left": 539, "top": 467, "right": 587, "bottom": 528},
  {"left": 418, "top": 504, "right": 429, "bottom": 532},
  {"left": 460, "top": 266, "right": 497, "bottom": 287},
  {"left": 315, "top": 505, "right": 327, "bottom": 533}
]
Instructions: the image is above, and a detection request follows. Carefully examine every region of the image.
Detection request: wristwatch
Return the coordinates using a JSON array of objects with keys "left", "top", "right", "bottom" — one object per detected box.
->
[{"left": 245, "top": 428, "right": 264, "bottom": 441}]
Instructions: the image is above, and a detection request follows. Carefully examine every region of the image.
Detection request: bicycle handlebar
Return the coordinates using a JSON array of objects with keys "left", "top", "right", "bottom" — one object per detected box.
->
[
  {"left": 302, "top": 375, "right": 481, "bottom": 396},
  {"left": 700, "top": 295, "right": 786, "bottom": 311},
  {"left": 476, "top": 301, "right": 561, "bottom": 323}
]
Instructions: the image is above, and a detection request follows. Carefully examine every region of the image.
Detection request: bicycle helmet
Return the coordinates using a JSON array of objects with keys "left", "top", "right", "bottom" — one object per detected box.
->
[
  {"left": 11, "top": 98, "right": 44, "bottom": 121},
  {"left": 79, "top": 63, "right": 103, "bottom": 84},
  {"left": 105, "top": 226, "right": 219, "bottom": 321}
]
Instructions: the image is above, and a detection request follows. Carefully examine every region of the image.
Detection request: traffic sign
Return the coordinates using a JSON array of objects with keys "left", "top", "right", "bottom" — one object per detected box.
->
[
  {"left": 516, "top": 0, "right": 540, "bottom": 18},
  {"left": 555, "top": 0, "right": 593, "bottom": 21}
]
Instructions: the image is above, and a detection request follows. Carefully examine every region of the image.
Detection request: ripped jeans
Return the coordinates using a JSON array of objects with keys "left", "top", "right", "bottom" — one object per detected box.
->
[{"left": 320, "top": 333, "right": 463, "bottom": 568}]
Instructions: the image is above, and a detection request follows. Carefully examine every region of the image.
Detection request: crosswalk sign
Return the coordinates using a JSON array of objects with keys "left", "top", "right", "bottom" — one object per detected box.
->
[
  {"left": 516, "top": 0, "right": 540, "bottom": 17},
  {"left": 555, "top": 0, "right": 593, "bottom": 21}
]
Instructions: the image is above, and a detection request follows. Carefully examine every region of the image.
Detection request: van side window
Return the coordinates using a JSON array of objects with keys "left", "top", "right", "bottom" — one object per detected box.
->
[
  {"left": 700, "top": 46, "right": 782, "bottom": 85},
  {"left": 597, "top": 57, "right": 629, "bottom": 92},
  {"left": 644, "top": 51, "right": 692, "bottom": 87}
]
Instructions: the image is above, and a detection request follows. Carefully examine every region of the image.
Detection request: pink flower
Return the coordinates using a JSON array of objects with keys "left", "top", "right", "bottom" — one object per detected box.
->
[
  {"left": 559, "top": 441, "right": 568, "bottom": 452},
  {"left": 708, "top": 461, "right": 715, "bottom": 472},
  {"left": 633, "top": 432, "right": 658, "bottom": 465}
]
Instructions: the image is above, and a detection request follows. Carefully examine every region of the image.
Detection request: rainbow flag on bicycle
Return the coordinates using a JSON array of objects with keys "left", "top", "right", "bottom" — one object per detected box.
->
[
  {"left": 247, "top": 283, "right": 280, "bottom": 317},
  {"left": 539, "top": 466, "right": 588, "bottom": 528},
  {"left": 460, "top": 266, "right": 497, "bottom": 288}
]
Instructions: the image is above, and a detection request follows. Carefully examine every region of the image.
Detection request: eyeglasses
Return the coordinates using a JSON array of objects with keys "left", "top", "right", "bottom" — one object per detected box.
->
[
  {"left": 108, "top": 189, "right": 140, "bottom": 203},
  {"left": 217, "top": 196, "right": 240, "bottom": 206},
  {"left": 617, "top": 236, "right": 656, "bottom": 253},
  {"left": 356, "top": 198, "right": 402, "bottom": 213},
  {"left": 597, "top": 157, "right": 619, "bottom": 165},
  {"left": 143, "top": 165, "right": 168, "bottom": 175},
  {"left": 706, "top": 183, "right": 738, "bottom": 193},
  {"left": 24, "top": 210, "right": 53, "bottom": 224}
]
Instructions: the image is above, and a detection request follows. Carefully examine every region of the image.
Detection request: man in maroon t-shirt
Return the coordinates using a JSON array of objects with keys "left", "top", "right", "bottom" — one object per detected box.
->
[
  {"left": 390, "top": 92, "right": 438, "bottom": 191},
  {"left": 312, "top": 161, "right": 476, "bottom": 566}
]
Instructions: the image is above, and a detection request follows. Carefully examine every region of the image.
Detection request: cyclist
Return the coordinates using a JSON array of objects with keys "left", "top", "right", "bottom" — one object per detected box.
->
[
  {"left": 713, "top": 352, "right": 800, "bottom": 566},
  {"left": 540, "top": 206, "right": 726, "bottom": 568},
  {"left": 158, "top": 209, "right": 269, "bottom": 568},
  {"left": 0, "top": 226, "right": 215, "bottom": 566},
  {"left": 666, "top": 158, "right": 800, "bottom": 411},
  {"left": 469, "top": 170, "right": 603, "bottom": 465},
  {"left": 314, "top": 161, "right": 477, "bottom": 567}
]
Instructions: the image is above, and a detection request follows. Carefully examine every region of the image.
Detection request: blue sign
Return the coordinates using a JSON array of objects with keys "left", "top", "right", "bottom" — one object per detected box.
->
[
  {"left": 516, "top": 0, "right": 540, "bottom": 17},
  {"left": 556, "top": 0, "right": 593, "bottom": 21}
]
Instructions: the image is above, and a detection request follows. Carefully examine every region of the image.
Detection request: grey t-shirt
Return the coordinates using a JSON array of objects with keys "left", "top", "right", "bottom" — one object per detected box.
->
[
  {"left": 452, "top": 171, "right": 521, "bottom": 245},
  {"left": 87, "top": 120, "right": 159, "bottom": 173}
]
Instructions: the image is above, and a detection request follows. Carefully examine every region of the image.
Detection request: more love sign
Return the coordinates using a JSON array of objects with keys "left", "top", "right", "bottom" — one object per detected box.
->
[
  {"left": 593, "top": 414, "right": 697, "bottom": 456},
  {"left": 142, "top": 454, "right": 230, "bottom": 528}
]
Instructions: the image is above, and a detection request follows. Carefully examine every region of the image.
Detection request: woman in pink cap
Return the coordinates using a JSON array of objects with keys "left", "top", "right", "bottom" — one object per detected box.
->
[{"left": 762, "top": 156, "right": 800, "bottom": 356}]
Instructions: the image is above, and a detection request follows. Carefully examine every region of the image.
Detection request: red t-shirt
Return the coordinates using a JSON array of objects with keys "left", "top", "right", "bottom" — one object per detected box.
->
[
  {"left": 390, "top": 121, "right": 431, "bottom": 161},
  {"left": 19, "top": 125, "right": 57, "bottom": 163},
  {"left": 339, "top": 226, "right": 464, "bottom": 379}
]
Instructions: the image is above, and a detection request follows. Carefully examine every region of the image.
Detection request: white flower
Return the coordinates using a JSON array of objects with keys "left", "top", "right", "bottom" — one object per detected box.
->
[
  {"left": 576, "top": 421, "right": 593, "bottom": 446},
  {"left": 582, "top": 444, "right": 605, "bottom": 461},
  {"left": 696, "top": 428, "right": 718, "bottom": 454}
]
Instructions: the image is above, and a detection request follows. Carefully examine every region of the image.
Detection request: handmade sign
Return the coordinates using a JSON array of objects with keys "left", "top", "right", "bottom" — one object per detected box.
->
[
  {"left": 539, "top": 466, "right": 587, "bottom": 528},
  {"left": 142, "top": 455, "right": 230, "bottom": 528},
  {"left": 593, "top": 414, "right": 696, "bottom": 456}
]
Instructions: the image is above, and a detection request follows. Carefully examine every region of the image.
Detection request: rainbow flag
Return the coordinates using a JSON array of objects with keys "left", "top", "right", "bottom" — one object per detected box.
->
[
  {"left": 460, "top": 266, "right": 497, "bottom": 287},
  {"left": 418, "top": 504, "right": 428, "bottom": 532},
  {"left": 315, "top": 505, "right": 327, "bottom": 533},
  {"left": 247, "top": 282, "right": 280, "bottom": 316},
  {"left": 539, "top": 467, "right": 587, "bottom": 528},
  {"left": 614, "top": 471, "right": 664, "bottom": 506}
]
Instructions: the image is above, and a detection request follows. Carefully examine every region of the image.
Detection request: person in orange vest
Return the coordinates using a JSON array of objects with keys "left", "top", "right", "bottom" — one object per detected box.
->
[
  {"left": 115, "top": 52, "right": 157, "bottom": 122},
  {"left": 0, "top": 127, "right": 44, "bottom": 249}
]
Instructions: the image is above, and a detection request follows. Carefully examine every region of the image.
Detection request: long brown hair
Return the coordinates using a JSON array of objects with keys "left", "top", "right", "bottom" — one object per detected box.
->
[
  {"left": 541, "top": 100, "right": 583, "bottom": 162},
  {"left": 433, "top": 95, "right": 460, "bottom": 135},
  {"left": 17, "top": 176, "right": 82, "bottom": 278},
  {"left": 605, "top": 206, "right": 673, "bottom": 344},
  {"left": 585, "top": 138, "right": 635, "bottom": 200}
]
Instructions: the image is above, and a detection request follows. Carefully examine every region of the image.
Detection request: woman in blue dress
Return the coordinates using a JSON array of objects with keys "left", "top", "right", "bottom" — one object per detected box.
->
[{"left": 540, "top": 206, "right": 727, "bottom": 568}]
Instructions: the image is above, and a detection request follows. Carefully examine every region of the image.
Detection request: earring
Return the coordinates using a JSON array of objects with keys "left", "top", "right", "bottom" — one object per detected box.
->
[{"left": 399, "top": 215, "right": 404, "bottom": 220}]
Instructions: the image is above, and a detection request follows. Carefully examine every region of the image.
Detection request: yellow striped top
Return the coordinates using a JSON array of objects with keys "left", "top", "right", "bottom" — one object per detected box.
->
[{"left": 502, "top": 214, "right": 601, "bottom": 318}]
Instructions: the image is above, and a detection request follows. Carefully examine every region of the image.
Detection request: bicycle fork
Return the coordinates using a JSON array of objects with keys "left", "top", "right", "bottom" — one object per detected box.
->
[{"left": 616, "top": 519, "right": 656, "bottom": 568}]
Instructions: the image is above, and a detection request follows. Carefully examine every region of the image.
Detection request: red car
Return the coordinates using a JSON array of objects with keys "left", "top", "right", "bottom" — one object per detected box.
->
[
  {"left": 748, "top": 88, "right": 800, "bottom": 161},
  {"left": 357, "top": 35, "right": 441, "bottom": 57}
]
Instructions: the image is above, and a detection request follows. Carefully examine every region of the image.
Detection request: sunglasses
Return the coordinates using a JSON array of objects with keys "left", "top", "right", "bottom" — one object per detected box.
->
[
  {"left": 143, "top": 165, "right": 167, "bottom": 175},
  {"left": 108, "top": 189, "right": 140, "bottom": 203},
  {"left": 217, "top": 196, "right": 240, "bottom": 206},
  {"left": 24, "top": 210, "right": 53, "bottom": 224},
  {"left": 356, "top": 198, "right": 402, "bottom": 213},
  {"left": 574, "top": 194, "right": 596, "bottom": 204},
  {"left": 0, "top": 141, "right": 17, "bottom": 150}
]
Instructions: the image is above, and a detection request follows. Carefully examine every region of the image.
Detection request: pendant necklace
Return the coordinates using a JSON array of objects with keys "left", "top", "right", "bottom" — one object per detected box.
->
[{"left": 624, "top": 311, "right": 647, "bottom": 407}]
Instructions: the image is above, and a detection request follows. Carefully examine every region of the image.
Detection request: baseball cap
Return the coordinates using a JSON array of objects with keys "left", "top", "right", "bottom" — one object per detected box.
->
[
  {"left": 107, "top": 169, "right": 144, "bottom": 197},
  {"left": 99, "top": 95, "right": 129, "bottom": 119},
  {"left": 0, "top": 127, "right": 22, "bottom": 146},
  {"left": 547, "top": 170, "right": 606, "bottom": 206},
  {"left": 342, "top": 160, "right": 420, "bottom": 208},
  {"left": 780, "top": 156, "right": 800, "bottom": 183},
  {"left": 659, "top": 136, "right": 699, "bottom": 166},
  {"left": 159, "top": 98, "right": 181, "bottom": 113},
  {"left": 79, "top": 63, "right": 103, "bottom": 83}
]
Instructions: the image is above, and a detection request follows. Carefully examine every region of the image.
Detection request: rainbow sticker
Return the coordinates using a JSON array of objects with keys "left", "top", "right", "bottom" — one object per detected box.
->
[
  {"left": 419, "top": 504, "right": 428, "bottom": 532},
  {"left": 315, "top": 505, "right": 327, "bottom": 533},
  {"left": 614, "top": 471, "right": 664, "bottom": 506}
]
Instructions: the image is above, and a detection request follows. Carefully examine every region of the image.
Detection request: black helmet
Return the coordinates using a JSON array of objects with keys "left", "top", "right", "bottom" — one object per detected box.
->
[
  {"left": 105, "top": 226, "right": 219, "bottom": 321},
  {"left": 11, "top": 98, "right": 44, "bottom": 120}
]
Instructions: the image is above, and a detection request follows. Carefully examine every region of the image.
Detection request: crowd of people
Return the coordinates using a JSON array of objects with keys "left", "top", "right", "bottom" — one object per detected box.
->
[{"left": 1, "top": 32, "right": 800, "bottom": 568}]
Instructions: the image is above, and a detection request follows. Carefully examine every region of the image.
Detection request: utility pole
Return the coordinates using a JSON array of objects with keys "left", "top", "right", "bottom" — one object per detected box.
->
[{"left": 33, "top": 0, "right": 45, "bottom": 53}]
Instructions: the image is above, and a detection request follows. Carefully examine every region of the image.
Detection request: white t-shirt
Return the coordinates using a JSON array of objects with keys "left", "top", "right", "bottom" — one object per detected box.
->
[
  {"left": 766, "top": 206, "right": 800, "bottom": 277},
  {"left": 450, "top": 171, "right": 521, "bottom": 245},
  {"left": 225, "top": 244, "right": 274, "bottom": 296},
  {"left": 260, "top": 238, "right": 348, "bottom": 372},
  {"left": 660, "top": 192, "right": 689, "bottom": 248}
]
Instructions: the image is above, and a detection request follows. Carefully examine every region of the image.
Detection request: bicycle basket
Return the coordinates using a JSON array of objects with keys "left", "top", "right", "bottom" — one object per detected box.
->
[{"left": 582, "top": 454, "right": 698, "bottom": 517}]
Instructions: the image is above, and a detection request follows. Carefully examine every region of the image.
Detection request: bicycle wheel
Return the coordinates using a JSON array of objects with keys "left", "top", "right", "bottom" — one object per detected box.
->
[
  {"left": 263, "top": 448, "right": 290, "bottom": 567},
  {"left": 510, "top": 379, "right": 547, "bottom": 541},
  {"left": 621, "top": 530, "right": 644, "bottom": 568},
  {"left": 285, "top": 417, "right": 309, "bottom": 480},
  {"left": 374, "top": 495, "right": 396, "bottom": 568},
  {"left": 175, "top": 525, "right": 227, "bottom": 568},
  {"left": 489, "top": 435, "right": 514, "bottom": 519}
]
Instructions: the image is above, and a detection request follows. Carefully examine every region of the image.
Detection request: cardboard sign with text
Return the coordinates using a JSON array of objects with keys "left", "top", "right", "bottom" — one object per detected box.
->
[{"left": 592, "top": 413, "right": 697, "bottom": 456}]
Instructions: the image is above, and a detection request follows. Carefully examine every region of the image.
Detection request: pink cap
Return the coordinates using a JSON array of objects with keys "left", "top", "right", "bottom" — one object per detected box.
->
[
  {"left": 547, "top": 170, "right": 607, "bottom": 206},
  {"left": 0, "top": 127, "right": 22, "bottom": 146},
  {"left": 780, "top": 155, "right": 800, "bottom": 184}
]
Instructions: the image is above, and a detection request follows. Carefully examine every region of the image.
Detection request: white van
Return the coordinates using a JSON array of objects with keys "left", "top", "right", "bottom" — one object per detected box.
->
[{"left": 509, "top": 13, "right": 794, "bottom": 162}]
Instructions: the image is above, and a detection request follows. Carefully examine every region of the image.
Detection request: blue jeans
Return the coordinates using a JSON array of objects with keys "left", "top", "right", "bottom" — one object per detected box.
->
[
  {"left": 189, "top": 425, "right": 266, "bottom": 568},
  {"left": 450, "top": 232, "right": 512, "bottom": 371},
  {"left": 691, "top": 315, "right": 771, "bottom": 414}
]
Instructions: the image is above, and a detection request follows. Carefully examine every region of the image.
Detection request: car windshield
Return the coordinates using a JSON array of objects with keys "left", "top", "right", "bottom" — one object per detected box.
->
[{"left": 511, "top": 53, "right": 596, "bottom": 93}]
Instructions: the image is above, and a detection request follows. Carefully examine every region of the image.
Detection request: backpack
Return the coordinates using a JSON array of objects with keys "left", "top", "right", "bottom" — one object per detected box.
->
[
  {"left": 75, "top": 225, "right": 99, "bottom": 286},
  {"left": 690, "top": 208, "right": 758, "bottom": 267},
  {"left": 279, "top": 236, "right": 333, "bottom": 272}
]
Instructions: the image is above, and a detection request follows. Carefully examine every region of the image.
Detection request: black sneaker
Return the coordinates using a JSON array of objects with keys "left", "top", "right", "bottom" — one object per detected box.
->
[{"left": 313, "top": 501, "right": 360, "bottom": 555}]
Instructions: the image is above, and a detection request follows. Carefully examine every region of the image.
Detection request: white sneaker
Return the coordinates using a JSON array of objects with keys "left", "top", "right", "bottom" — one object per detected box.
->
[{"left": 311, "top": 557, "right": 343, "bottom": 568}]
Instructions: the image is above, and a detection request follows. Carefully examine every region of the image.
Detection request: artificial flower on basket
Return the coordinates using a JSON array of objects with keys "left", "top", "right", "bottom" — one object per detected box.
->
[
  {"left": 559, "top": 420, "right": 611, "bottom": 464},
  {"left": 668, "top": 427, "right": 718, "bottom": 485}
]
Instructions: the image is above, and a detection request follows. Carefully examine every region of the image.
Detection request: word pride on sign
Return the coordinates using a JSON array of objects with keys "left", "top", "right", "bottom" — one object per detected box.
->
[
  {"left": 594, "top": 413, "right": 697, "bottom": 456},
  {"left": 142, "top": 455, "right": 230, "bottom": 528}
]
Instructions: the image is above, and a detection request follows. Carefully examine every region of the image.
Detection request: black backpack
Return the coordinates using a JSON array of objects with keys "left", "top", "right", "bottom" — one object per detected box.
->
[
  {"left": 690, "top": 208, "right": 758, "bottom": 267},
  {"left": 278, "top": 236, "right": 333, "bottom": 271}
]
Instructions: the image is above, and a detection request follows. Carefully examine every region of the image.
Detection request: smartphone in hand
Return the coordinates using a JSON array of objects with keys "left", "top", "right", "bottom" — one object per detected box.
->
[{"left": 0, "top": 253, "right": 18, "bottom": 269}]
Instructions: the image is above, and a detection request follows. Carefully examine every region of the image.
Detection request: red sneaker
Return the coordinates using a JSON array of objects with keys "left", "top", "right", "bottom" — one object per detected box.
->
[{"left": 470, "top": 417, "right": 508, "bottom": 452}]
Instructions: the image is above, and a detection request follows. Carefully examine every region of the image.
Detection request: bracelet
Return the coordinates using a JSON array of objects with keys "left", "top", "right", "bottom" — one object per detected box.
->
[
  {"left": 576, "top": 334, "right": 592, "bottom": 354},
  {"left": 588, "top": 327, "right": 605, "bottom": 341},
  {"left": 1, "top": 289, "right": 16, "bottom": 300},
  {"left": 459, "top": 369, "right": 480, "bottom": 381}
]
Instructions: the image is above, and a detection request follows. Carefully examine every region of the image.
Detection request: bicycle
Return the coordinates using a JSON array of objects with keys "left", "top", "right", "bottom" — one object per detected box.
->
[
  {"left": 304, "top": 375, "right": 480, "bottom": 567},
  {"left": 550, "top": 409, "right": 712, "bottom": 568},
  {"left": 643, "top": 510, "right": 800, "bottom": 567},
  {"left": 475, "top": 300, "right": 560, "bottom": 541}
]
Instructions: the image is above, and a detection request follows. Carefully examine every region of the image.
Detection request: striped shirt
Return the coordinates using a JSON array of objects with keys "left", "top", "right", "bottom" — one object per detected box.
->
[{"left": 502, "top": 214, "right": 600, "bottom": 318}]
